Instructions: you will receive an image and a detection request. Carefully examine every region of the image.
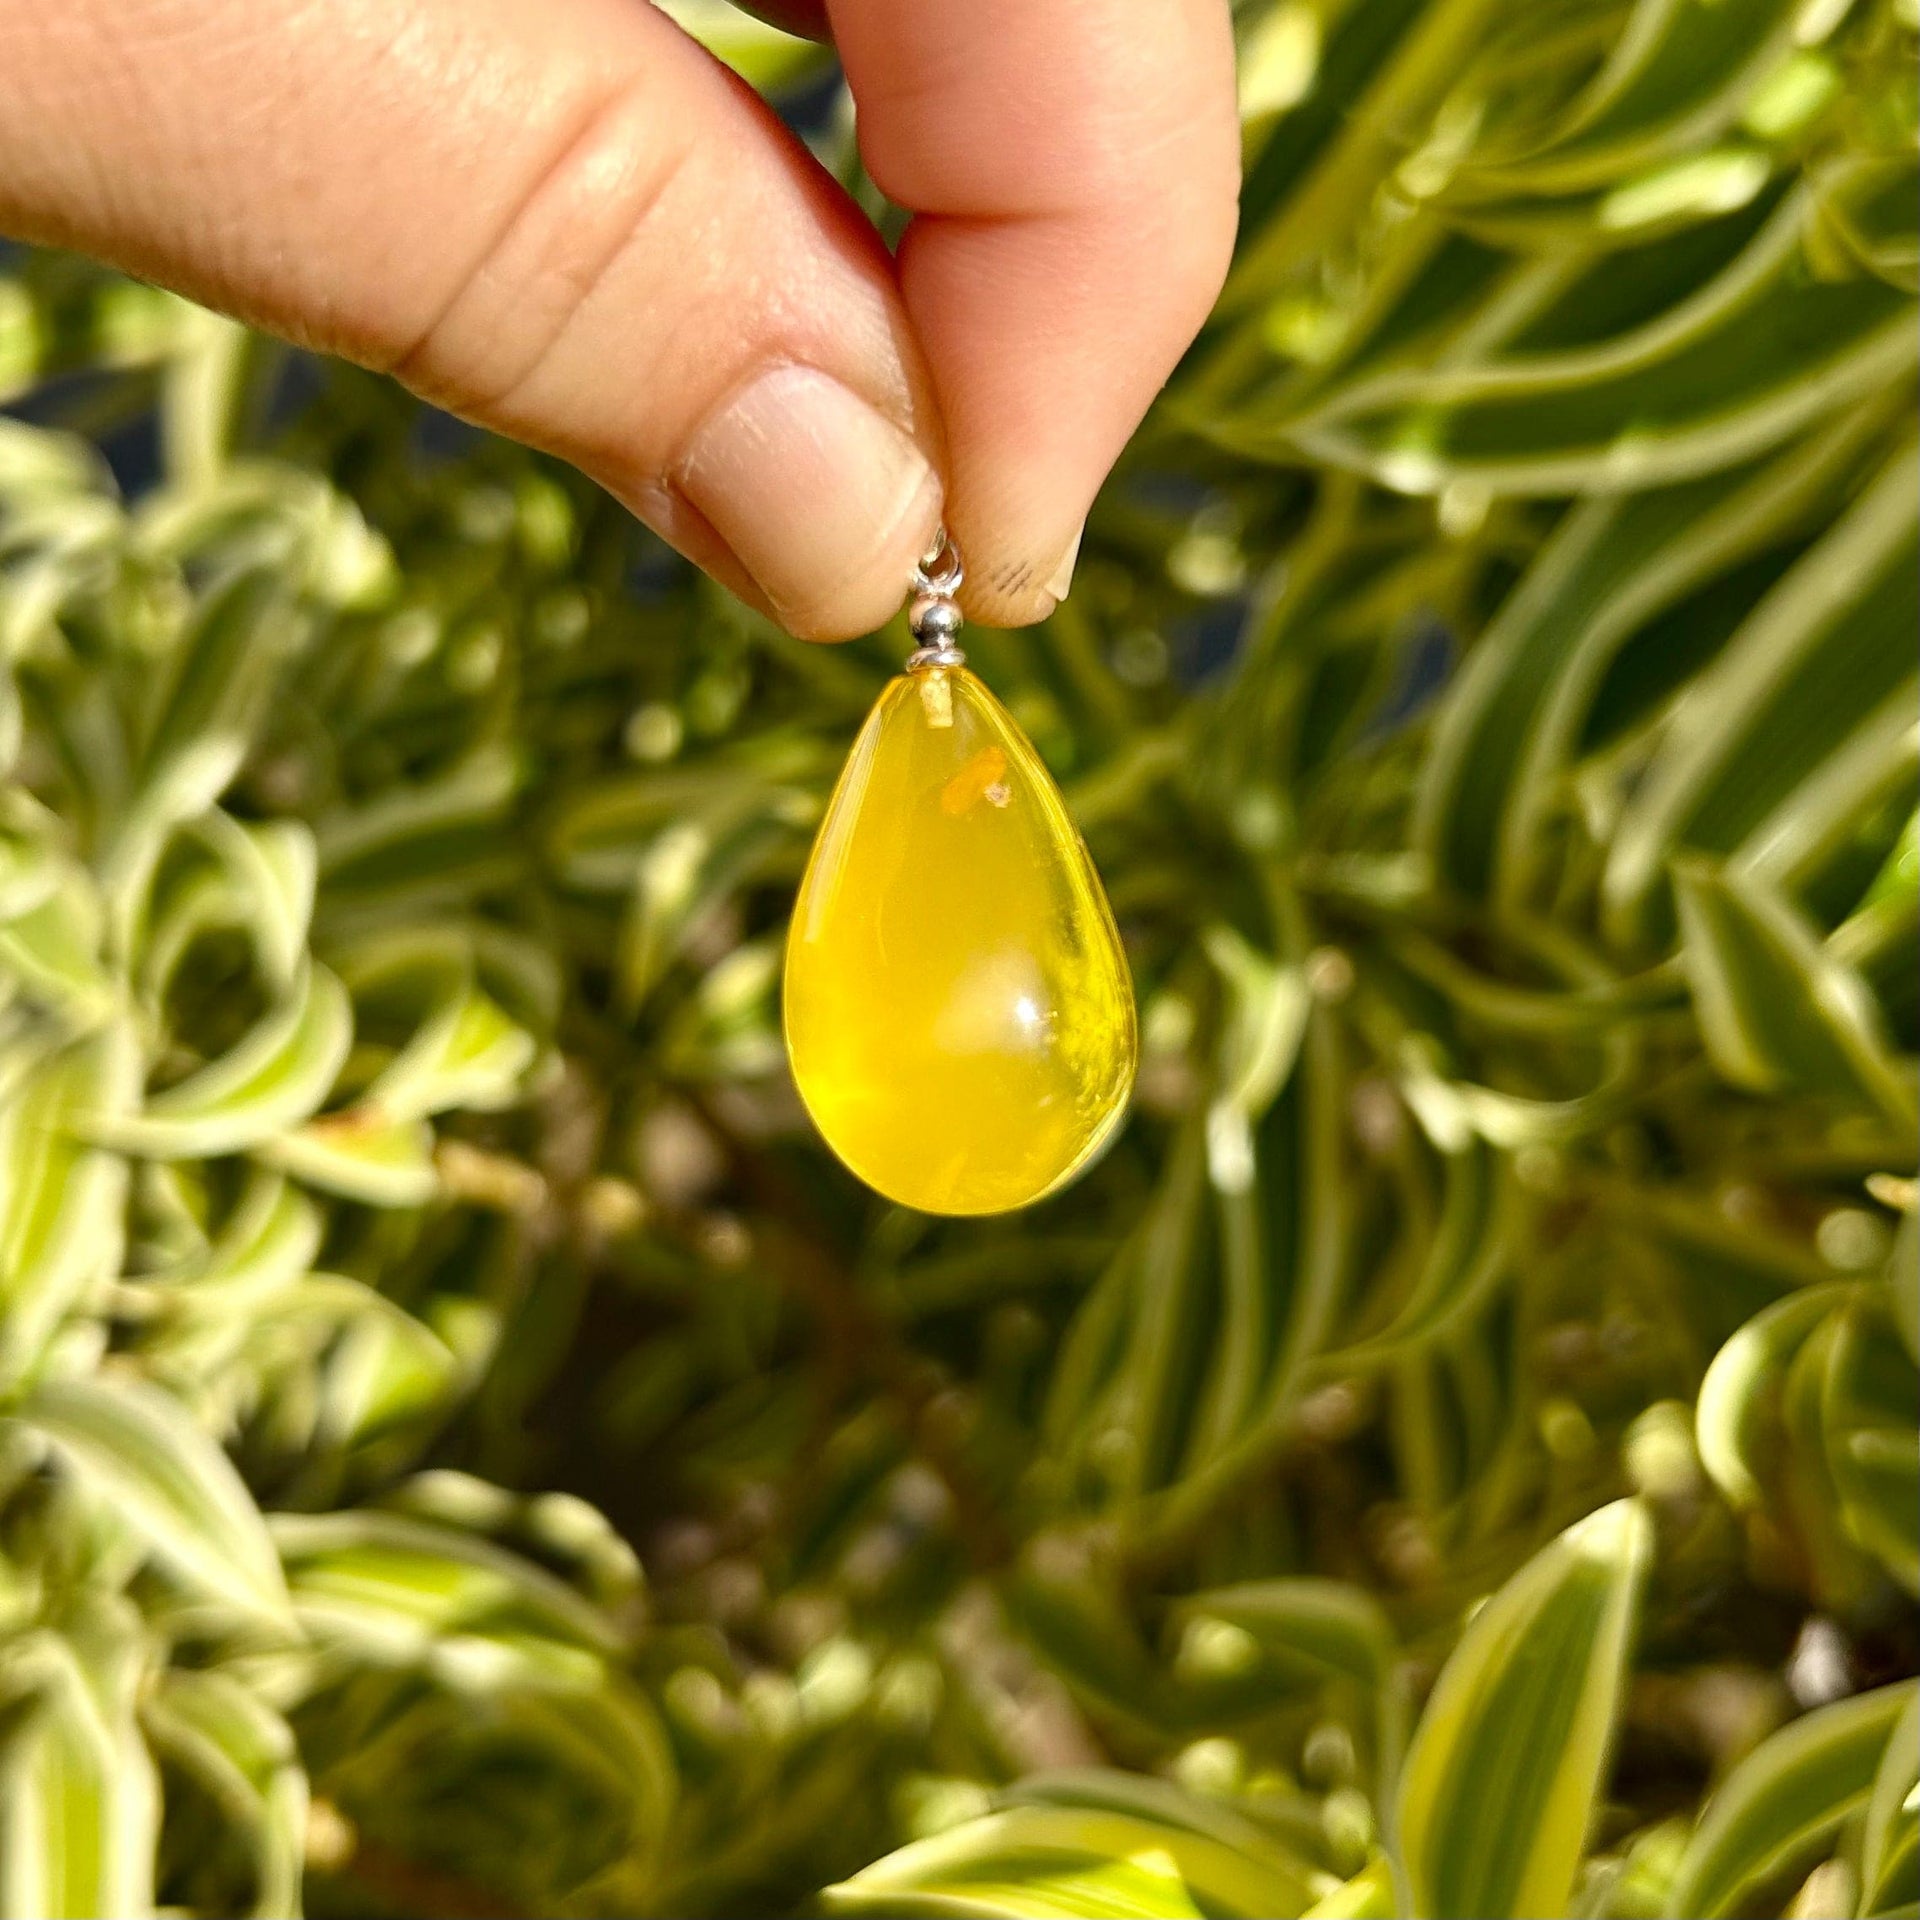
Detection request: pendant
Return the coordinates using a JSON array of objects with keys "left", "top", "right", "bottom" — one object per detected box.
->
[{"left": 784, "top": 534, "right": 1136, "bottom": 1215}]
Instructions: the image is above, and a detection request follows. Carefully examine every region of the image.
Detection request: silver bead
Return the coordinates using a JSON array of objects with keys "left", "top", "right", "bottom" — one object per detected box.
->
[{"left": 908, "top": 595, "right": 963, "bottom": 642}]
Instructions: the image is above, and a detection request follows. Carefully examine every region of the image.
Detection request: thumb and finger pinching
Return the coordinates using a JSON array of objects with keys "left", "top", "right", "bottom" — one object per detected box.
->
[
  {"left": 827, "top": 0, "right": 1240, "bottom": 626},
  {"left": 0, "top": 0, "right": 1238, "bottom": 639}
]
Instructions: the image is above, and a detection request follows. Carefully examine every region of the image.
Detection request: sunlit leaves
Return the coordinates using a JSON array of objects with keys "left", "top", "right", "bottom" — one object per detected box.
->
[
  {"left": 357, "top": 985, "right": 534, "bottom": 1123},
  {"left": 1603, "top": 437, "right": 1920, "bottom": 948},
  {"left": 0, "top": 879, "right": 115, "bottom": 1030},
  {"left": 274, "top": 1512, "right": 675, "bottom": 1912},
  {"left": 188, "top": 815, "right": 316, "bottom": 994},
  {"left": 259, "top": 1109, "right": 437, "bottom": 1207},
  {"left": 1445, "top": 0, "right": 1808, "bottom": 197},
  {"left": 106, "top": 570, "right": 305, "bottom": 896},
  {"left": 272, "top": 1510, "right": 625, "bottom": 1677},
  {"left": 1698, "top": 1270, "right": 1920, "bottom": 1597},
  {"left": 1413, "top": 410, "right": 1886, "bottom": 903},
  {"left": 1859, "top": 1686, "right": 1920, "bottom": 1920},
  {"left": 1674, "top": 859, "right": 1915, "bottom": 1123},
  {"left": 0, "top": 296, "right": 605, "bottom": 1918},
  {"left": 1697, "top": 1282, "right": 1855, "bottom": 1511},
  {"left": 0, "top": 1623, "right": 159, "bottom": 1920},
  {"left": 0, "top": 1028, "right": 137, "bottom": 1389},
  {"left": 1288, "top": 200, "right": 1911, "bottom": 498},
  {"left": 13, "top": 1375, "right": 290, "bottom": 1622},
  {"left": 1394, "top": 1500, "right": 1652, "bottom": 1919},
  {"left": 1664, "top": 1681, "right": 1918, "bottom": 1918},
  {"left": 823, "top": 1774, "right": 1334, "bottom": 1919},
  {"left": 140, "top": 1671, "right": 306, "bottom": 1920},
  {"left": 1303, "top": 1858, "right": 1397, "bottom": 1919},
  {"left": 85, "top": 962, "right": 352, "bottom": 1161}
]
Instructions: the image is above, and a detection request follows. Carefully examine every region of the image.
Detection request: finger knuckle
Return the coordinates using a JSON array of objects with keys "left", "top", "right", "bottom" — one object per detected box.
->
[{"left": 391, "top": 73, "right": 690, "bottom": 422}]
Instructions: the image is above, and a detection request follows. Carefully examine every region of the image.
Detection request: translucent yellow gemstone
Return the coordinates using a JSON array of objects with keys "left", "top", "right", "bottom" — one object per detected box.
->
[{"left": 785, "top": 664, "right": 1136, "bottom": 1215}]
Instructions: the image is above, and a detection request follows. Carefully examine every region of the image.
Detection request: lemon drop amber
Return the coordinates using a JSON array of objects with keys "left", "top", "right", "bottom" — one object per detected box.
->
[{"left": 785, "top": 663, "right": 1135, "bottom": 1215}]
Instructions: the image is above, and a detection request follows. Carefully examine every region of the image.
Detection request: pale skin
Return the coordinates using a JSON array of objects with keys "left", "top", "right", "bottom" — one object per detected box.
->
[{"left": 0, "top": 0, "right": 1241, "bottom": 640}]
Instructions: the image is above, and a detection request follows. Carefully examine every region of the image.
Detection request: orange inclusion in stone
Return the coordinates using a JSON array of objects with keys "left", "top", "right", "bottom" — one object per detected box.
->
[{"left": 784, "top": 664, "right": 1136, "bottom": 1215}]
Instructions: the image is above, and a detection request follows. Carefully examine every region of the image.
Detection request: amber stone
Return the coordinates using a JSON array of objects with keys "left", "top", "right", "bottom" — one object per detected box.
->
[{"left": 785, "top": 664, "right": 1135, "bottom": 1214}]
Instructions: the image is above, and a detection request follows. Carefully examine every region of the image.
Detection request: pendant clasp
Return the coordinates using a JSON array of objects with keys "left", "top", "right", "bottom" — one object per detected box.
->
[{"left": 906, "top": 527, "right": 965, "bottom": 670}]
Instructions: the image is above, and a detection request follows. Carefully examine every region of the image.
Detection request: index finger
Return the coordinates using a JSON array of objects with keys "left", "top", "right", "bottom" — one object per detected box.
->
[{"left": 828, "top": 0, "right": 1240, "bottom": 626}]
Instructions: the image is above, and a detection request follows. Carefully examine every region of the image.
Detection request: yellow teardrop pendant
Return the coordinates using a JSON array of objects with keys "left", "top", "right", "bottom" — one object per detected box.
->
[{"left": 785, "top": 595, "right": 1135, "bottom": 1215}]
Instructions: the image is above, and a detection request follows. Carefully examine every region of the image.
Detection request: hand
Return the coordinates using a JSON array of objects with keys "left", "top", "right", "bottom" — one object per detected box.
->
[{"left": 1, "top": 0, "right": 1239, "bottom": 639}]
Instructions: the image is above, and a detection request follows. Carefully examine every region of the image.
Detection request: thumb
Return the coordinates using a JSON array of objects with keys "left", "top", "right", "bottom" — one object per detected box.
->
[{"left": 0, "top": 0, "right": 944, "bottom": 639}]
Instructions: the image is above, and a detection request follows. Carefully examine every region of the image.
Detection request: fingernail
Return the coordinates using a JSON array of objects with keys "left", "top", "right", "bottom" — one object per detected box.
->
[
  {"left": 677, "top": 365, "right": 939, "bottom": 635},
  {"left": 1045, "top": 523, "right": 1085, "bottom": 603}
]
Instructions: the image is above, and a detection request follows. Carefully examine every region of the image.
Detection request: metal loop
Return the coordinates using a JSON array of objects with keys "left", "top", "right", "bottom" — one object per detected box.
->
[
  {"left": 906, "top": 642, "right": 966, "bottom": 671},
  {"left": 912, "top": 527, "right": 964, "bottom": 599}
]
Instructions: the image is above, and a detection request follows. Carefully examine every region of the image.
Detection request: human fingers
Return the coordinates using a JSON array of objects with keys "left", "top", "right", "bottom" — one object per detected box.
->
[
  {"left": 0, "top": 0, "right": 944, "bottom": 638},
  {"left": 828, "top": 0, "right": 1241, "bottom": 625}
]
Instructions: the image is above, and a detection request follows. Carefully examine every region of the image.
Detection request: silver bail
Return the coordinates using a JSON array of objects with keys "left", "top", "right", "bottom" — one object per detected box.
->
[{"left": 906, "top": 527, "right": 965, "bottom": 670}]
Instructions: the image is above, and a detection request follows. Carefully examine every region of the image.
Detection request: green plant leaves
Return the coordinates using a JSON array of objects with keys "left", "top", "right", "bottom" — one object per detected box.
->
[
  {"left": 1171, "top": 1580, "right": 1406, "bottom": 1779},
  {"left": 1859, "top": 1685, "right": 1920, "bottom": 1919},
  {"left": 0, "top": 875, "right": 115, "bottom": 1029},
  {"left": 1329, "top": 1137, "right": 1510, "bottom": 1363},
  {"left": 1203, "top": 920, "right": 1310, "bottom": 1192},
  {"left": 1814, "top": 152, "right": 1920, "bottom": 294},
  {"left": 1822, "top": 1294, "right": 1920, "bottom": 1595},
  {"left": 265, "top": 1509, "right": 674, "bottom": 1892},
  {"left": 821, "top": 1774, "right": 1334, "bottom": 1919},
  {"left": 1673, "top": 859, "right": 1915, "bottom": 1123},
  {"left": 313, "top": 747, "right": 523, "bottom": 924},
  {"left": 0, "top": 1626, "right": 159, "bottom": 1920},
  {"left": 86, "top": 962, "right": 351, "bottom": 1161},
  {"left": 1664, "top": 1680, "right": 1919, "bottom": 1919},
  {"left": 271, "top": 1510, "right": 624, "bottom": 1681},
  {"left": 0, "top": 1027, "right": 138, "bottom": 1388},
  {"left": 1303, "top": 1858, "right": 1397, "bottom": 1919},
  {"left": 356, "top": 984, "right": 535, "bottom": 1123},
  {"left": 1893, "top": 1210, "right": 1919, "bottom": 1369},
  {"left": 1697, "top": 1272, "right": 1919, "bottom": 1596},
  {"left": 12, "top": 1374, "right": 289, "bottom": 1621},
  {"left": 190, "top": 814, "right": 317, "bottom": 994},
  {"left": 1224, "top": 188, "right": 1914, "bottom": 496},
  {"left": 259, "top": 1109, "right": 438, "bottom": 1207},
  {"left": 1602, "top": 435, "right": 1920, "bottom": 947},
  {"left": 1394, "top": 1500, "right": 1653, "bottom": 1919},
  {"left": 1448, "top": 0, "right": 1807, "bottom": 198},
  {"left": 140, "top": 1670, "right": 306, "bottom": 1920},
  {"left": 1413, "top": 410, "right": 1884, "bottom": 902},
  {"left": 654, "top": 0, "right": 833, "bottom": 92},
  {"left": 1696, "top": 1281, "right": 1855, "bottom": 1510},
  {"left": 112, "top": 571, "right": 304, "bottom": 873}
]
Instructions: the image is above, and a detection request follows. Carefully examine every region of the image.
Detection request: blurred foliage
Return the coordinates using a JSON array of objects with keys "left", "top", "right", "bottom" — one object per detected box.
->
[{"left": 1, "top": 0, "right": 1917, "bottom": 1914}]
